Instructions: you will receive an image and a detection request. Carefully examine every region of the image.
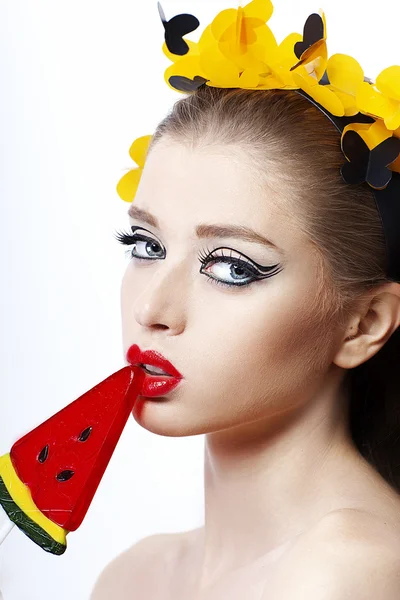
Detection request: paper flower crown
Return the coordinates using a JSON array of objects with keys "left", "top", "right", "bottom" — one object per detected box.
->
[{"left": 116, "top": 0, "right": 400, "bottom": 282}]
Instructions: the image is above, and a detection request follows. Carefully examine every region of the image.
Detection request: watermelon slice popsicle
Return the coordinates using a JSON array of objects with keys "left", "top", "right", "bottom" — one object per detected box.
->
[{"left": 0, "top": 364, "right": 145, "bottom": 555}]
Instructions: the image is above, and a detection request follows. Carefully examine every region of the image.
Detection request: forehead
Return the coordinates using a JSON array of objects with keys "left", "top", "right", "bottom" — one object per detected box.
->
[{"left": 135, "top": 139, "right": 301, "bottom": 247}]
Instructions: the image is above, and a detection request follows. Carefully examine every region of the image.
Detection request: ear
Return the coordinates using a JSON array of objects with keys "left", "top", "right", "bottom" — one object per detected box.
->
[{"left": 333, "top": 282, "right": 400, "bottom": 369}]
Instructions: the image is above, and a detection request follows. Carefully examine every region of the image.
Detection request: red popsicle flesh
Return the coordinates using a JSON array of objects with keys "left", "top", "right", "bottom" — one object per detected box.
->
[{"left": 9, "top": 365, "right": 144, "bottom": 531}]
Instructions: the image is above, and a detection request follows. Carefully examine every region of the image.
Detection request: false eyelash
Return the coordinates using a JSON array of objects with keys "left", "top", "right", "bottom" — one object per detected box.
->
[
  {"left": 197, "top": 245, "right": 279, "bottom": 277},
  {"left": 197, "top": 245, "right": 254, "bottom": 270},
  {"left": 113, "top": 228, "right": 146, "bottom": 244}
]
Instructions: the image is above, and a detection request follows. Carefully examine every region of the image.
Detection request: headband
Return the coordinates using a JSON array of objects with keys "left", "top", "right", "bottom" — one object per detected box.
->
[{"left": 117, "top": 0, "right": 400, "bottom": 282}]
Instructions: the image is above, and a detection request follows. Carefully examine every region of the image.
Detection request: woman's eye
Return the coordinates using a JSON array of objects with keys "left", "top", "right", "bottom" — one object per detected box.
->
[
  {"left": 114, "top": 230, "right": 165, "bottom": 261},
  {"left": 198, "top": 254, "right": 264, "bottom": 287},
  {"left": 113, "top": 229, "right": 279, "bottom": 288}
]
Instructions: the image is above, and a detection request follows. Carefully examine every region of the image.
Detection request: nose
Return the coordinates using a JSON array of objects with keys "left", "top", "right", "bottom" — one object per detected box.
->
[{"left": 132, "top": 259, "right": 188, "bottom": 334}]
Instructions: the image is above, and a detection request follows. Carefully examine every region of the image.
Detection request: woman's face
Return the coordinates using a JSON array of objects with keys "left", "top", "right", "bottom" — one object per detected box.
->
[{"left": 121, "top": 139, "right": 338, "bottom": 437}]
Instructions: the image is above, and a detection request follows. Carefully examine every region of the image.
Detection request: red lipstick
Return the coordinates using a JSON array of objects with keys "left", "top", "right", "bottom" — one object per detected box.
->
[{"left": 126, "top": 344, "right": 183, "bottom": 398}]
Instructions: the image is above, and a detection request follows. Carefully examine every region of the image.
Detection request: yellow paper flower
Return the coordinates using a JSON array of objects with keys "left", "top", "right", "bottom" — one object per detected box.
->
[
  {"left": 163, "top": 19, "right": 263, "bottom": 91},
  {"left": 163, "top": 1, "right": 304, "bottom": 92},
  {"left": 292, "top": 69, "right": 345, "bottom": 115},
  {"left": 116, "top": 135, "right": 152, "bottom": 203},
  {"left": 324, "top": 53, "right": 365, "bottom": 116},
  {"left": 214, "top": 19, "right": 278, "bottom": 74},
  {"left": 212, "top": 2, "right": 272, "bottom": 51},
  {"left": 255, "top": 32, "right": 303, "bottom": 90},
  {"left": 356, "top": 66, "right": 400, "bottom": 130}
]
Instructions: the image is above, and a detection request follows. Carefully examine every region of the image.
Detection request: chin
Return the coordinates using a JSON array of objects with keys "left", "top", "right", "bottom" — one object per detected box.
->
[{"left": 130, "top": 398, "right": 206, "bottom": 437}]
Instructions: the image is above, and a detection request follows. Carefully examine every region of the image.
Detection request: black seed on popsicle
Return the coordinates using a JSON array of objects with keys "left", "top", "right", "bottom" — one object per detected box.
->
[
  {"left": 38, "top": 445, "right": 49, "bottom": 463},
  {"left": 56, "top": 470, "right": 75, "bottom": 482},
  {"left": 78, "top": 426, "right": 93, "bottom": 442}
]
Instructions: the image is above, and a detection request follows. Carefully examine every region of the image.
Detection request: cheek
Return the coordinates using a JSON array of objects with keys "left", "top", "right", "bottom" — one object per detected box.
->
[
  {"left": 250, "top": 304, "right": 332, "bottom": 411},
  {"left": 258, "top": 307, "right": 328, "bottom": 381},
  {"left": 195, "top": 290, "right": 331, "bottom": 404}
]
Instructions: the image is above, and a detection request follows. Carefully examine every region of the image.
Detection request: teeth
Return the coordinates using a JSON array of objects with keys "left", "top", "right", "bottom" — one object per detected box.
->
[{"left": 142, "top": 363, "right": 170, "bottom": 376}]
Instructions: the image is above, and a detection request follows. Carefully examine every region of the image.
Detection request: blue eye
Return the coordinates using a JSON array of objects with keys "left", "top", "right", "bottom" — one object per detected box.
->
[
  {"left": 197, "top": 247, "right": 276, "bottom": 288},
  {"left": 113, "top": 228, "right": 280, "bottom": 288},
  {"left": 113, "top": 229, "right": 164, "bottom": 261}
]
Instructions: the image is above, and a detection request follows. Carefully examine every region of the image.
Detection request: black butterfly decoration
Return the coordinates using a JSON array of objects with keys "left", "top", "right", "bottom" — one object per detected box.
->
[
  {"left": 168, "top": 75, "right": 209, "bottom": 93},
  {"left": 293, "top": 13, "right": 324, "bottom": 60},
  {"left": 320, "top": 72, "right": 375, "bottom": 87},
  {"left": 319, "top": 71, "right": 330, "bottom": 86},
  {"left": 158, "top": 2, "right": 200, "bottom": 56},
  {"left": 341, "top": 130, "right": 400, "bottom": 189}
]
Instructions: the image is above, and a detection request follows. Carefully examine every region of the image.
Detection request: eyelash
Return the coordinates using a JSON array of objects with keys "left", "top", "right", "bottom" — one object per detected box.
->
[{"left": 113, "top": 227, "right": 280, "bottom": 289}]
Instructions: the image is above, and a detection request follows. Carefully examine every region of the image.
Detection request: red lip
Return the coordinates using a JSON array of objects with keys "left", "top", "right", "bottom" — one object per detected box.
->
[{"left": 126, "top": 344, "right": 183, "bottom": 379}]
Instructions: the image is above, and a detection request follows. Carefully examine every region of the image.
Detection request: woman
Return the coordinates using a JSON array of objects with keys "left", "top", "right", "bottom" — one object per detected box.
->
[
  {"left": 91, "top": 85, "right": 400, "bottom": 599},
  {"left": 90, "top": 1, "right": 400, "bottom": 596}
]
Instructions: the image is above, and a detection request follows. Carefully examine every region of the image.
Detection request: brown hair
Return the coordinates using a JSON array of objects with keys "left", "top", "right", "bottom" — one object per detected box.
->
[{"left": 148, "top": 85, "right": 400, "bottom": 493}]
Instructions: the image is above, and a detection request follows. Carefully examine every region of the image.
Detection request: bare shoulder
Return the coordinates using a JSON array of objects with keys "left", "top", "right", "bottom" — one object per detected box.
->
[
  {"left": 89, "top": 531, "right": 183, "bottom": 600},
  {"left": 265, "top": 509, "right": 400, "bottom": 600},
  {"left": 316, "top": 506, "right": 400, "bottom": 552}
]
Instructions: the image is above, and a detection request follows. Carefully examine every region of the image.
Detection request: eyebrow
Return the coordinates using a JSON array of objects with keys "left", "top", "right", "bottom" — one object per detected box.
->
[{"left": 127, "top": 205, "right": 282, "bottom": 252}]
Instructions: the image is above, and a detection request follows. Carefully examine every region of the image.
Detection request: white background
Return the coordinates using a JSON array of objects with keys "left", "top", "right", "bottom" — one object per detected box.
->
[{"left": 0, "top": 0, "right": 399, "bottom": 598}]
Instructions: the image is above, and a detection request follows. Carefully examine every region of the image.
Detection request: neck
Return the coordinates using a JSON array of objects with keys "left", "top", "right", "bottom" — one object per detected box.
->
[{"left": 195, "top": 370, "right": 366, "bottom": 589}]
